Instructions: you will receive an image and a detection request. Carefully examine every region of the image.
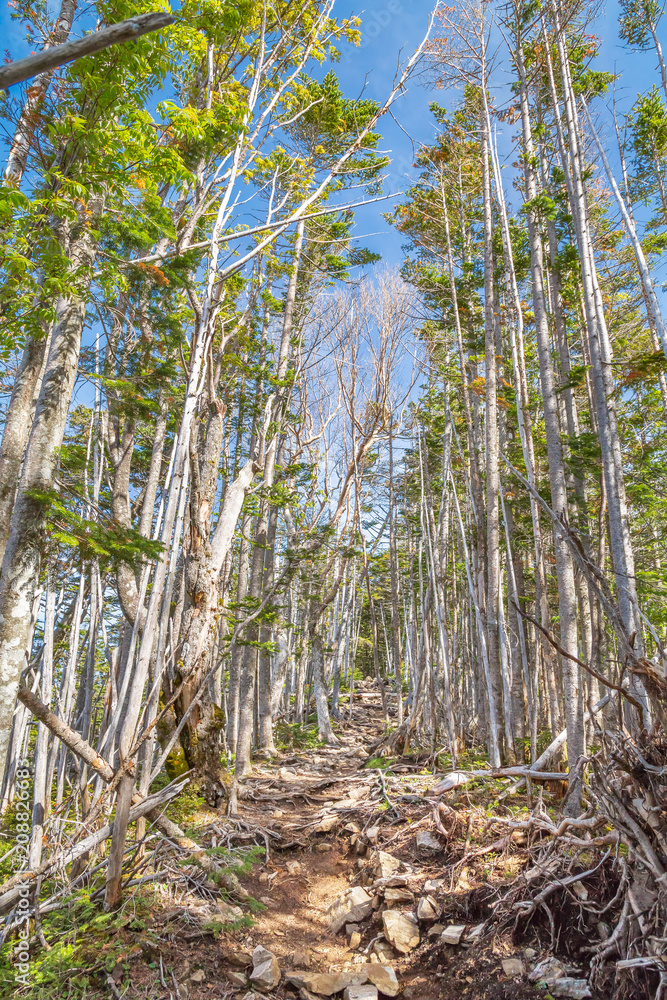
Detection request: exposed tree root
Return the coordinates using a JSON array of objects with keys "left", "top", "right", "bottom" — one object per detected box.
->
[{"left": 470, "top": 730, "right": 667, "bottom": 999}]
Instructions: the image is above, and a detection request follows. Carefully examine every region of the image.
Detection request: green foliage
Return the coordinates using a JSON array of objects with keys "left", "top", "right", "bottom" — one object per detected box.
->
[
  {"left": 632, "top": 86, "right": 667, "bottom": 163},
  {"left": 536, "top": 729, "right": 555, "bottom": 757},
  {"left": 556, "top": 364, "right": 590, "bottom": 393},
  {"left": 338, "top": 666, "right": 365, "bottom": 692},
  {"left": 628, "top": 86, "right": 667, "bottom": 224},
  {"left": 27, "top": 488, "right": 164, "bottom": 567},
  {"left": 620, "top": 350, "right": 667, "bottom": 386},
  {"left": 364, "top": 756, "right": 397, "bottom": 770},
  {"left": 522, "top": 193, "right": 557, "bottom": 222},
  {"left": 274, "top": 721, "right": 327, "bottom": 751},
  {"left": 455, "top": 747, "right": 490, "bottom": 770},
  {"left": 205, "top": 843, "right": 264, "bottom": 875},
  {"left": 283, "top": 69, "right": 386, "bottom": 188},
  {"left": 619, "top": 0, "right": 664, "bottom": 47},
  {"left": 0, "top": 885, "right": 146, "bottom": 998},
  {"left": 165, "top": 781, "right": 208, "bottom": 829},
  {"left": 164, "top": 746, "right": 190, "bottom": 781}
]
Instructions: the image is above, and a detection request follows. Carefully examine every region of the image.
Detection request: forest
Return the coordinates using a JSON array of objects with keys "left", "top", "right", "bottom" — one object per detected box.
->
[{"left": 0, "top": 0, "right": 666, "bottom": 998}]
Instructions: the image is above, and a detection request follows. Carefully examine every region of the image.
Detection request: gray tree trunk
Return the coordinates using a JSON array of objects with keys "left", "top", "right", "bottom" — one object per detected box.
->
[
  {"left": 0, "top": 197, "right": 102, "bottom": 778},
  {"left": 480, "top": 84, "right": 503, "bottom": 767},
  {"left": 0, "top": 335, "right": 49, "bottom": 564},
  {"left": 513, "top": 33, "right": 583, "bottom": 806},
  {"left": 547, "top": 7, "right": 643, "bottom": 660}
]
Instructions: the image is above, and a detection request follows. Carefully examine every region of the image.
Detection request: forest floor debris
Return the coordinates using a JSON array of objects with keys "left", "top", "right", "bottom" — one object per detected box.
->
[{"left": 0, "top": 685, "right": 652, "bottom": 999}]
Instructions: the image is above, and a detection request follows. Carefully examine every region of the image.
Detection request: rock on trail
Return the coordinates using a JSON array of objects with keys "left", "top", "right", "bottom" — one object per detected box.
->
[
  {"left": 250, "top": 945, "right": 281, "bottom": 990},
  {"left": 136, "top": 682, "right": 580, "bottom": 1000},
  {"left": 327, "top": 886, "right": 375, "bottom": 933},
  {"left": 381, "top": 910, "right": 420, "bottom": 954}
]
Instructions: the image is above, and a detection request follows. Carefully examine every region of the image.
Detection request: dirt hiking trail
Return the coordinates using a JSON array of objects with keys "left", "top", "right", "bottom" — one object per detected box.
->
[{"left": 90, "top": 684, "right": 588, "bottom": 1000}]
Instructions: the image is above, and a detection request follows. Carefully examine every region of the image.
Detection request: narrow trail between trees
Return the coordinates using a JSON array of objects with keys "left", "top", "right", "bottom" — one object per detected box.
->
[{"left": 114, "top": 684, "right": 568, "bottom": 1000}]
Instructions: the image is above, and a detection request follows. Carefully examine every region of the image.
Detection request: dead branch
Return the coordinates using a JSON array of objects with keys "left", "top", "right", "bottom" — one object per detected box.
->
[
  {"left": 0, "top": 12, "right": 175, "bottom": 89},
  {"left": 0, "top": 775, "right": 189, "bottom": 913},
  {"left": 513, "top": 609, "right": 644, "bottom": 720}
]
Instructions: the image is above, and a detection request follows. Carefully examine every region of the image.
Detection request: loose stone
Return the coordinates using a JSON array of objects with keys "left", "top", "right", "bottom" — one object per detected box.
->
[
  {"left": 372, "top": 850, "right": 402, "bottom": 879},
  {"left": 328, "top": 887, "right": 375, "bottom": 933},
  {"left": 250, "top": 946, "right": 280, "bottom": 991},
  {"left": 343, "top": 987, "right": 378, "bottom": 1000},
  {"left": 415, "top": 830, "right": 441, "bottom": 852},
  {"left": 441, "top": 924, "right": 465, "bottom": 945},
  {"left": 416, "top": 895, "right": 440, "bottom": 922},
  {"left": 382, "top": 910, "right": 420, "bottom": 954},
  {"left": 365, "top": 964, "right": 400, "bottom": 997}
]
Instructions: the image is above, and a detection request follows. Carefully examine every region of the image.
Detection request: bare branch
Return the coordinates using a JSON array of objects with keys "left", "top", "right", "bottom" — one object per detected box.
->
[{"left": 0, "top": 12, "right": 175, "bottom": 90}]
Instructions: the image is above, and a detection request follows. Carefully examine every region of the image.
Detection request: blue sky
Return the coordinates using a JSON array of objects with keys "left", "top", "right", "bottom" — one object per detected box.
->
[
  {"left": 327, "top": 0, "right": 665, "bottom": 269},
  {"left": 0, "top": 1, "right": 433, "bottom": 270},
  {"left": 331, "top": 0, "right": 437, "bottom": 267},
  {"left": 0, "top": 0, "right": 663, "bottom": 272},
  {"left": 0, "top": 1, "right": 664, "bottom": 455}
]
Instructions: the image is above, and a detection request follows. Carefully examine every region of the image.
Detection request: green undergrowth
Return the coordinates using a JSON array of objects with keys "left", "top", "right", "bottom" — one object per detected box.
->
[
  {"left": 0, "top": 793, "right": 34, "bottom": 884},
  {"left": 148, "top": 773, "right": 211, "bottom": 834},
  {"left": 337, "top": 667, "right": 366, "bottom": 692},
  {"left": 435, "top": 746, "right": 490, "bottom": 771},
  {"left": 201, "top": 913, "right": 255, "bottom": 935},
  {"left": 0, "top": 837, "right": 263, "bottom": 998},
  {"left": 0, "top": 884, "right": 151, "bottom": 998},
  {"left": 535, "top": 729, "right": 556, "bottom": 757},
  {"left": 206, "top": 843, "right": 264, "bottom": 877},
  {"left": 274, "top": 719, "right": 329, "bottom": 751},
  {"left": 0, "top": 836, "right": 15, "bottom": 885},
  {"left": 364, "top": 755, "right": 398, "bottom": 770}
]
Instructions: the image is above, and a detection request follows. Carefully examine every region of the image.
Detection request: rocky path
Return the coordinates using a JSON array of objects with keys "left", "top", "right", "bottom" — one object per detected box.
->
[
  {"left": 220, "top": 687, "right": 438, "bottom": 1000},
  {"left": 122, "top": 687, "right": 550, "bottom": 1000}
]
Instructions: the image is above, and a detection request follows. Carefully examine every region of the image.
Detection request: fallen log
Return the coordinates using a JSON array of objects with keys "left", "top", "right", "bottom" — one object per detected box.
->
[
  {"left": 432, "top": 767, "right": 573, "bottom": 793},
  {"left": 17, "top": 686, "right": 116, "bottom": 781},
  {"left": 432, "top": 694, "right": 612, "bottom": 794}
]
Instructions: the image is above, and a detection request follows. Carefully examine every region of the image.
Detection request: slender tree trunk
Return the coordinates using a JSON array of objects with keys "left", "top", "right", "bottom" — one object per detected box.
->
[
  {"left": 513, "top": 29, "right": 583, "bottom": 805},
  {"left": 138, "top": 395, "right": 168, "bottom": 539},
  {"left": 546, "top": 9, "right": 643, "bottom": 660},
  {"left": 0, "top": 197, "right": 102, "bottom": 778},
  {"left": 227, "top": 514, "right": 251, "bottom": 754},
  {"left": 310, "top": 628, "right": 339, "bottom": 745},
  {"left": 270, "top": 628, "right": 290, "bottom": 717},
  {"left": 388, "top": 428, "right": 404, "bottom": 726},
  {"left": 237, "top": 222, "right": 305, "bottom": 772},
  {"left": 480, "top": 82, "right": 503, "bottom": 766},
  {"left": 0, "top": 335, "right": 50, "bottom": 563},
  {"left": 28, "top": 576, "right": 55, "bottom": 868},
  {"left": 104, "top": 772, "right": 135, "bottom": 909}
]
